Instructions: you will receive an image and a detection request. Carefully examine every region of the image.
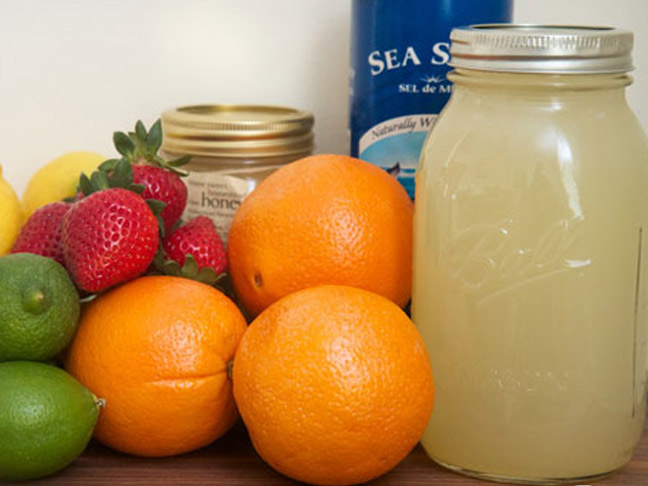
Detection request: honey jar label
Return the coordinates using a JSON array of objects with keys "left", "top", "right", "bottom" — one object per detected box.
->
[{"left": 182, "top": 171, "right": 253, "bottom": 243}]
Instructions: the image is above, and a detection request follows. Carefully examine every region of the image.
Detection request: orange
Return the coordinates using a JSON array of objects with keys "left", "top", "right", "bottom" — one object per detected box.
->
[
  {"left": 228, "top": 154, "right": 413, "bottom": 317},
  {"left": 65, "top": 276, "right": 247, "bottom": 457},
  {"left": 233, "top": 285, "right": 434, "bottom": 486}
]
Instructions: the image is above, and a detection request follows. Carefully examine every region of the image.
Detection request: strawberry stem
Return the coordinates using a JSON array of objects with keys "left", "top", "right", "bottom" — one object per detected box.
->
[{"left": 112, "top": 119, "right": 191, "bottom": 176}]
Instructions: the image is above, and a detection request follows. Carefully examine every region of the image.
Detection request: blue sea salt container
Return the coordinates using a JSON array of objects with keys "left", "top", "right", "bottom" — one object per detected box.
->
[{"left": 350, "top": 0, "right": 513, "bottom": 198}]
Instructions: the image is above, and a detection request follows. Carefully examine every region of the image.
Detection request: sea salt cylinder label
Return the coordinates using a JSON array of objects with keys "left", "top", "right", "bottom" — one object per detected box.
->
[
  {"left": 349, "top": 0, "right": 512, "bottom": 199},
  {"left": 357, "top": 114, "right": 438, "bottom": 198}
]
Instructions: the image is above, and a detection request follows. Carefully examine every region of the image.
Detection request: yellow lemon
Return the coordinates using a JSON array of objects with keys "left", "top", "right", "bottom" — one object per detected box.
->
[
  {"left": 0, "top": 164, "right": 23, "bottom": 256},
  {"left": 22, "top": 152, "right": 105, "bottom": 217}
]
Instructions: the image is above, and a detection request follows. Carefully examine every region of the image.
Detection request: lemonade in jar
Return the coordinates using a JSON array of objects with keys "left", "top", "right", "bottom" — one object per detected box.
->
[{"left": 413, "top": 25, "right": 648, "bottom": 483}]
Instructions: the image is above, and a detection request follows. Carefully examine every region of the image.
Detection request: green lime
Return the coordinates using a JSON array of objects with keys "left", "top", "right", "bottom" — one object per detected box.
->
[
  {"left": 0, "top": 361, "right": 101, "bottom": 481},
  {"left": 0, "top": 253, "right": 80, "bottom": 362}
]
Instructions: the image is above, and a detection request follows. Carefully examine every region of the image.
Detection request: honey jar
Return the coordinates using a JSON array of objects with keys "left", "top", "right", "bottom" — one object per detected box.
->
[{"left": 161, "top": 105, "right": 314, "bottom": 241}]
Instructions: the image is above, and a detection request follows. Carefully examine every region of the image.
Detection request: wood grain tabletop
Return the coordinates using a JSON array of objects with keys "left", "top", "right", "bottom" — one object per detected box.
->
[{"left": 8, "top": 419, "right": 647, "bottom": 486}]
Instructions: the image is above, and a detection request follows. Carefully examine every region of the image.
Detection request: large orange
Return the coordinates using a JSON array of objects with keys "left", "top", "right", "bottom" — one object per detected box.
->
[
  {"left": 65, "top": 276, "right": 247, "bottom": 457},
  {"left": 228, "top": 154, "right": 413, "bottom": 317},
  {"left": 233, "top": 285, "right": 434, "bottom": 486}
]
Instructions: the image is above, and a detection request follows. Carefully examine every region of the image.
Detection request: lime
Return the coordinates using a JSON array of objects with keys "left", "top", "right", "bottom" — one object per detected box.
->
[
  {"left": 0, "top": 361, "right": 101, "bottom": 481},
  {"left": 22, "top": 151, "right": 105, "bottom": 217},
  {"left": 0, "top": 163, "right": 23, "bottom": 256},
  {"left": 0, "top": 253, "right": 80, "bottom": 362}
]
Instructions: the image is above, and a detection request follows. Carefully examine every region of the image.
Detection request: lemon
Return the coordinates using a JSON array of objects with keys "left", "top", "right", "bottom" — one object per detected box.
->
[
  {"left": 0, "top": 164, "right": 23, "bottom": 256},
  {"left": 22, "top": 151, "right": 105, "bottom": 217},
  {"left": 0, "top": 361, "right": 100, "bottom": 481},
  {"left": 0, "top": 253, "right": 80, "bottom": 362}
]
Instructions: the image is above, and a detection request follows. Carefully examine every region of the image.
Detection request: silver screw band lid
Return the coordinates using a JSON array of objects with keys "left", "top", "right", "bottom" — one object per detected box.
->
[{"left": 450, "top": 24, "right": 634, "bottom": 74}]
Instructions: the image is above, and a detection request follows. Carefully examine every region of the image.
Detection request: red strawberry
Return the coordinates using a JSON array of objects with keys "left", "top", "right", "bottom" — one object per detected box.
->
[
  {"left": 131, "top": 165, "right": 187, "bottom": 234},
  {"left": 62, "top": 188, "right": 159, "bottom": 292},
  {"left": 11, "top": 202, "right": 71, "bottom": 266},
  {"left": 162, "top": 216, "right": 227, "bottom": 275},
  {"left": 105, "top": 119, "right": 190, "bottom": 234}
]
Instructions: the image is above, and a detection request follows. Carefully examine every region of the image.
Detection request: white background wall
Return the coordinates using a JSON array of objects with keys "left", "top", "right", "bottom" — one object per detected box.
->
[{"left": 1, "top": 0, "right": 647, "bottom": 194}]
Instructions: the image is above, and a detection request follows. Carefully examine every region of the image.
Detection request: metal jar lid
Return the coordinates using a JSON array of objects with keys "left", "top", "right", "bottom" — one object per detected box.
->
[
  {"left": 161, "top": 105, "right": 314, "bottom": 158},
  {"left": 450, "top": 24, "right": 634, "bottom": 74}
]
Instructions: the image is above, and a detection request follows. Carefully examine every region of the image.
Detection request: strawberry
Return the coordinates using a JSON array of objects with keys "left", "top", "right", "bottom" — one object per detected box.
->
[
  {"left": 62, "top": 185, "right": 160, "bottom": 293},
  {"left": 101, "top": 120, "right": 190, "bottom": 234},
  {"left": 131, "top": 165, "right": 187, "bottom": 234},
  {"left": 154, "top": 216, "right": 233, "bottom": 301},
  {"left": 11, "top": 202, "right": 71, "bottom": 266},
  {"left": 162, "top": 216, "right": 227, "bottom": 275}
]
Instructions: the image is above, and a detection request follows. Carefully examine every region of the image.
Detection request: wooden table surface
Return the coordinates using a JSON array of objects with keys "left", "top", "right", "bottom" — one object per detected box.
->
[{"left": 10, "top": 420, "right": 648, "bottom": 486}]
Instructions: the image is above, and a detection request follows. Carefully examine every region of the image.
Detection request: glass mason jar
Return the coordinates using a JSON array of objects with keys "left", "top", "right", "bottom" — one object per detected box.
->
[
  {"left": 161, "top": 105, "right": 314, "bottom": 242},
  {"left": 413, "top": 25, "right": 648, "bottom": 484}
]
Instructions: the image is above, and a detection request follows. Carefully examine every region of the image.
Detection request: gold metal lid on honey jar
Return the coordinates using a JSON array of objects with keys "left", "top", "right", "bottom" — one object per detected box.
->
[{"left": 161, "top": 105, "right": 314, "bottom": 158}]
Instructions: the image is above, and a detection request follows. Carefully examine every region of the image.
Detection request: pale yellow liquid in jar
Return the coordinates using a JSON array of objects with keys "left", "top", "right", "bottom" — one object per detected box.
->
[{"left": 413, "top": 72, "right": 648, "bottom": 482}]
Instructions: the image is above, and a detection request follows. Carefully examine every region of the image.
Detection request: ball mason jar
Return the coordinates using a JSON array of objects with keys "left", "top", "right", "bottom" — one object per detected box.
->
[{"left": 413, "top": 25, "right": 648, "bottom": 484}]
